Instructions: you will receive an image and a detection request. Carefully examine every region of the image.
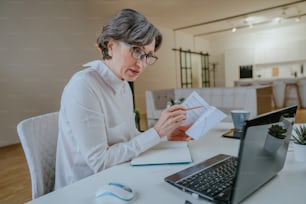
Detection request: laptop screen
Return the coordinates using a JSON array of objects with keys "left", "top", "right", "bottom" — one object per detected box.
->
[{"left": 231, "top": 105, "right": 297, "bottom": 203}]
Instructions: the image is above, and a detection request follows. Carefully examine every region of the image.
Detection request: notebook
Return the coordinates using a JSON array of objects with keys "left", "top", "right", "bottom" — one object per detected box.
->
[
  {"left": 165, "top": 105, "right": 297, "bottom": 204},
  {"left": 130, "top": 141, "right": 192, "bottom": 166}
]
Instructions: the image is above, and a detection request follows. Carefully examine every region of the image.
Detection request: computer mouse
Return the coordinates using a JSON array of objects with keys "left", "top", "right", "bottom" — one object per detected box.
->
[{"left": 95, "top": 182, "right": 135, "bottom": 202}]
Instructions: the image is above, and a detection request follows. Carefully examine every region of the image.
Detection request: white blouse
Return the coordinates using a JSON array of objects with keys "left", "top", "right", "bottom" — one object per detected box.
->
[{"left": 55, "top": 60, "right": 161, "bottom": 189}]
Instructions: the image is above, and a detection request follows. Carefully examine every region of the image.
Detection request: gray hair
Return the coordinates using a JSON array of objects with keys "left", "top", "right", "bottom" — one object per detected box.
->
[{"left": 97, "top": 8, "right": 162, "bottom": 60}]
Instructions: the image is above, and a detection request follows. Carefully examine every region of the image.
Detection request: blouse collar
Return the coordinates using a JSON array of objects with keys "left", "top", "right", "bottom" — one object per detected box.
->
[{"left": 83, "top": 60, "right": 126, "bottom": 93}]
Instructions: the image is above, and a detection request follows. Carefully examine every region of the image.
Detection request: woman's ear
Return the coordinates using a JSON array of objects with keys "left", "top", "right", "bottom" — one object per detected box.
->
[{"left": 107, "top": 39, "right": 116, "bottom": 57}]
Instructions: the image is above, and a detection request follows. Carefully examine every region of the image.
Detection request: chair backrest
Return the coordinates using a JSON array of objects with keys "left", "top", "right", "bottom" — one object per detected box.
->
[{"left": 17, "top": 112, "right": 59, "bottom": 199}]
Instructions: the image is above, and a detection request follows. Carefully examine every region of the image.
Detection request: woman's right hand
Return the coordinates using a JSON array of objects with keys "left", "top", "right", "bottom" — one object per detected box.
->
[{"left": 153, "top": 105, "right": 187, "bottom": 138}]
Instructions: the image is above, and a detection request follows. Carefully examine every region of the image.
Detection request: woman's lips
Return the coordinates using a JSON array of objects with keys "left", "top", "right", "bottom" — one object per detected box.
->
[{"left": 129, "top": 69, "right": 140, "bottom": 75}]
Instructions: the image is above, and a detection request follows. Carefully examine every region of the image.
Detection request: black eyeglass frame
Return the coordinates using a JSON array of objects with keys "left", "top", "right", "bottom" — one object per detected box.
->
[{"left": 119, "top": 41, "right": 158, "bottom": 65}]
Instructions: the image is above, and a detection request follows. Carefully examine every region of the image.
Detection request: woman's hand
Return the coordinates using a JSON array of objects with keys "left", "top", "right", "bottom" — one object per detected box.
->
[
  {"left": 153, "top": 105, "right": 187, "bottom": 138},
  {"left": 168, "top": 125, "right": 193, "bottom": 141}
]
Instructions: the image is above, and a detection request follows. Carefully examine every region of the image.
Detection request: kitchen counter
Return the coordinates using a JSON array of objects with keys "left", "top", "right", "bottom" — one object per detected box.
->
[{"left": 235, "top": 77, "right": 306, "bottom": 108}]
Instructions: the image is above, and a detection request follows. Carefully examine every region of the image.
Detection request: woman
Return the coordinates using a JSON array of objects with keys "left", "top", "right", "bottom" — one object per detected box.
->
[{"left": 55, "top": 8, "right": 190, "bottom": 190}]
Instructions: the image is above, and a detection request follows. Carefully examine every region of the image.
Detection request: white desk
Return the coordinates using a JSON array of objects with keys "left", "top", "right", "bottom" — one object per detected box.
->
[{"left": 26, "top": 123, "right": 306, "bottom": 204}]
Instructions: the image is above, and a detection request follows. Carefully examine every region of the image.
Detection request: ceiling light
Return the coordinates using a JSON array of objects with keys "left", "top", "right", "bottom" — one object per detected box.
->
[
  {"left": 244, "top": 16, "right": 268, "bottom": 24},
  {"left": 274, "top": 17, "right": 283, "bottom": 24},
  {"left": 188, "top": 1, "right": 306, "bottom": 37}
]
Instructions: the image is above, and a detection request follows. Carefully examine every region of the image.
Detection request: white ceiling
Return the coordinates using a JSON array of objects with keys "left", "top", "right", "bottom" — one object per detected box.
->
[{"left": 91, "top": 0, "right": 306, "bottom": 37}]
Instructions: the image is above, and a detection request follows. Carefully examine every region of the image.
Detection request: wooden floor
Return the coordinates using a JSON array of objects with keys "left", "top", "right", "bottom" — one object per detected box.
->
[
  {"left": 1, "top": 108, "right": 305, "bottom": 204},
  {"left": 0, "top": 144, "right": 31, "bottom": 204}
]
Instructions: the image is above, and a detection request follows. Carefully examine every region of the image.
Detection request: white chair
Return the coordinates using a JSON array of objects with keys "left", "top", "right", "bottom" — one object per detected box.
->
[{"left": 17, "top": 112, "right": 58, "bottom": 199}]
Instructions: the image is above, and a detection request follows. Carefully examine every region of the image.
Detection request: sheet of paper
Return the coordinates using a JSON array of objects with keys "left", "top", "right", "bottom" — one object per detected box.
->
[
  {"left": 181, "top": 91, "right": 210, "bottom": 125},
  {"left": 130, "top": 141, "right": 192, "bottom": 166},
  {"left": 186, "top": 107, "right": 226, "bottom": 140},
  {"left": 181, "top": 91, "right": 226, "bottom": 140}
]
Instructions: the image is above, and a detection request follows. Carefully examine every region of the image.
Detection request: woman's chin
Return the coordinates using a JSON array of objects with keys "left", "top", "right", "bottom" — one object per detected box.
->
[{"left": 125, "top": 74, "right": 139, "bottom": 81}]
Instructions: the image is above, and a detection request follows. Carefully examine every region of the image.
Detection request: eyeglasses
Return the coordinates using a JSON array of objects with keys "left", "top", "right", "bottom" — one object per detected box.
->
[{"left": 120, "top": 41, "right": 158, "bottom": 65}]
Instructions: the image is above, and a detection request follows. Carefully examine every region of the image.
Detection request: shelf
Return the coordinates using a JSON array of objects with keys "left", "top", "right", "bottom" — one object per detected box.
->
[{"left": 254, "top": 60, "right": 306, "bottom": 67}]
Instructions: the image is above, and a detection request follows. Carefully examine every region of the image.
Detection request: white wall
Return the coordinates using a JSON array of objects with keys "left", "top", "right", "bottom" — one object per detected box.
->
[
  {"left": 0, "top": 1, "right": 105, "bottom": 146},
  {"left": 207, "top": 23, "right": 306, "bottom": 86}
]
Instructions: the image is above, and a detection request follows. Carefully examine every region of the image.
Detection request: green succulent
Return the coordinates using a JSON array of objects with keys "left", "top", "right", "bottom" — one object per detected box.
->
[
  {"left": 292, "top": 125, "right": 306, "bottom": 145},
  {"left": 268, "top": 124, "right": 287, "bottom": 139}
]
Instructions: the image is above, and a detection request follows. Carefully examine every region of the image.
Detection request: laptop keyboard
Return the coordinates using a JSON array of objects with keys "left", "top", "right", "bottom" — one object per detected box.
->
[{"left": 177, "top": 157, "right": 238, "bottom": 198}]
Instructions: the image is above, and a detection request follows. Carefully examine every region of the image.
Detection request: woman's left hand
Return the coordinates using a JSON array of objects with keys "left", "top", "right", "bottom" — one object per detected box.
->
[{"left": 168, "top": 125, "right": 193, "bottom": 141}]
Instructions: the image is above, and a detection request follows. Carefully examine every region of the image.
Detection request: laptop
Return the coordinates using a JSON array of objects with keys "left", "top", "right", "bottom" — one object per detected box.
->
[{"left": 165, "top": 105, "right": 297, "bottom": 204}]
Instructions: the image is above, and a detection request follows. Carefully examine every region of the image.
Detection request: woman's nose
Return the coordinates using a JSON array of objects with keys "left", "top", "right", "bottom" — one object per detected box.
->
[{"left": 136, "top": 58, "right": 147, "bottom": 69}]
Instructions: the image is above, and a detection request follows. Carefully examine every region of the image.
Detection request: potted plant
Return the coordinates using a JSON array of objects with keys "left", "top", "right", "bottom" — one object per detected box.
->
[
  {"left": 268, "top": 124, "right": 287, "bottom": 139},
  {"left": 166, "top": 98, "right": 185, "bottom": 108},
  {"left": 291, "top": 124, "right": 306, "bottom": 162},
  {"left": 264, "top": 124, "right": 287, "bottom": 153}
]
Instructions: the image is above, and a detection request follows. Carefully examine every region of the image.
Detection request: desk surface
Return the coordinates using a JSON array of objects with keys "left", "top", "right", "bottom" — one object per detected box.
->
[{"left": 26, "top": 123, "right": 306, "bottom": 204}]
